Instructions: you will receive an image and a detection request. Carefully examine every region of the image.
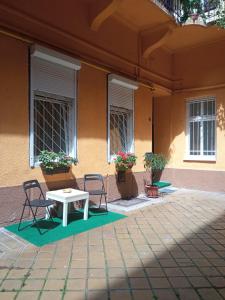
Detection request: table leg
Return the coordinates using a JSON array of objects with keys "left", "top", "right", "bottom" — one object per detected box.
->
[
  {"left": 83, "top": 196, "right": 89, "bottom": 220},
  {"left": 63, "top": 203, "right": 68, "bottom": 226},
  {"left": 45, "top": 196, "right": 51, "bottom": 219}
]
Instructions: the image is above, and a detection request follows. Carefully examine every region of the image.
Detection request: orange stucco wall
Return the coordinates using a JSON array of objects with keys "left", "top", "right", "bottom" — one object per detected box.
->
[
  {"left": 0, "top": 0, "right": 174, "bottom": 91},
  {"left": 174, "top": 40, "right": 225, "bottom": 90},
  {"left": 0, "top": 34, "right": 30, "bottom": 187},
  {"left": 155, "top": 88, "right": 225, "bottom": 171},
  {"left": 155, "top": 40, "right": 225, "bottom": 172},
  {"left": 0, "top": 34, "right": 152, "bottom": 188}
]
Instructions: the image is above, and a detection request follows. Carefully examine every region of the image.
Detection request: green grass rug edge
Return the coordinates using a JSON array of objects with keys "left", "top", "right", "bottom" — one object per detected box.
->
[
  {"left": 153, "top": 181, "right": 171, "bottom": 188},
  {"left": 5, "top": 210, "right": 127, "bottom": 247}
]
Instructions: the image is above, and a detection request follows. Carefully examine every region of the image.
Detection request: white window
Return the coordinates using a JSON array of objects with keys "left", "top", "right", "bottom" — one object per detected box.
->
[
  {"left": 30, "top": 45, "right": 81, "bottom": 166},
  {"left": 107, "top": 74, "right": 138, "bottom": 161},
  {"left": 186, "top": 97, "right": 216, "bottom": 160}
]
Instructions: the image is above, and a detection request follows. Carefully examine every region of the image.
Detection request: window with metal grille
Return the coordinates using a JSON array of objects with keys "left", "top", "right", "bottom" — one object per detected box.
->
[
  {"left": 187, "top": 98, "right": 216, "bottom": 160},
  {"left": 30, "top": 45, "right": 80, "bottom": 166},
  {"left": 33, "top": 92, "right": 73, "bottom": 162},
  {"left": 107, "top": 76, "right": 135, "bottom": 161},
  {"left": 110, "top": 106, "right": 132, "bottom": 155}
]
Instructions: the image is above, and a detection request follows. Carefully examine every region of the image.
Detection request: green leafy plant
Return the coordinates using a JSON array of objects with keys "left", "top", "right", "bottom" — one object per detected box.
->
[
  {"left": 144, "top": 153, "right": 168, "bottom": 183},
  {"left": 180, "top": 0, "right": 203, "bottom": 23},
  {"left": 179, "top": 0, "right": 225, "bottom": 27},
  {"left": 114, "top": 151, "right": 137, "bottom": 171},
  {"left": 39, "top": 150, "right": 77, "bottom": 173},
  {"left": 144, "top": 153, "right": 167, "bottom": 171},
  {"left": 215, "top": 1, "right": 225, "bottom": 28}
]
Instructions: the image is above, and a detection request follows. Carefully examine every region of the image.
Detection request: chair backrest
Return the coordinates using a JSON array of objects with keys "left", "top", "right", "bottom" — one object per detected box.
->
[
  {"left": 84, "top": 174, "right": 105, "bottom": 192},
  {"left": 23, "top": 179, "right": 45, "bottom": 201}
]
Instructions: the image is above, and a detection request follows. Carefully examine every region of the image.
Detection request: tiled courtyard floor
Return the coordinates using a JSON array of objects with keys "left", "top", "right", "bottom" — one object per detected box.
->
[{"left": 1, "top": 189, "right": 225, "bottom": 299}]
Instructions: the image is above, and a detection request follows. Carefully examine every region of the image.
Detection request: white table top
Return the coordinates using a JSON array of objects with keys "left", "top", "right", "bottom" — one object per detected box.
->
[{"left": 46, "top": 189, "right": 89, "bottom": 203}]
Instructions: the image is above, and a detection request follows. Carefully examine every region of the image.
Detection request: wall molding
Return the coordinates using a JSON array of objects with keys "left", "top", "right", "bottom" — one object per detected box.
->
[
  {"left": 174, "top": 83, "right": 225, "bottom": 93},
  {"left": 0, "top": 3, "right": 172, "bottom": 88}
]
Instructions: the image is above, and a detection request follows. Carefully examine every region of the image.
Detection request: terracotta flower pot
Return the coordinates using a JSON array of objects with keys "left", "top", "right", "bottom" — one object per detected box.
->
[
  {"left": 191, "top": 13, "right": 199, "bottom": 22},
  {"left": 145, "top": 185, "right": 159, "bottom": 198}
]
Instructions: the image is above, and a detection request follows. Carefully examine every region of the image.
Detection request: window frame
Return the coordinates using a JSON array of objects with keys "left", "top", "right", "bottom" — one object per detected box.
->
[
  {"left": 107, "top": 74, "right": 138, "bottom": 162},
  {"left": 109, "top": 105, "right": 134, "bottom": 158},
  {"left": 29, "top": 45, "right": 80, "bottom": 167},
  {"left": 185, "top": 97, "right": 216, "bottom": 161}
]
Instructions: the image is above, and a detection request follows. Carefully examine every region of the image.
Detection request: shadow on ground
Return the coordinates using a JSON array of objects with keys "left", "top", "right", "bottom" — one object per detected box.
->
[{"left": 86, "top": 196, "right": 225, "bottom": 300}]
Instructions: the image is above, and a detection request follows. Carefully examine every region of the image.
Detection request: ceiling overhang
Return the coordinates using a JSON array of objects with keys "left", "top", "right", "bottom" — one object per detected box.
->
[
  {"left": 141, "top": 22, "right": 176, "bottom": 58},
  {"left": 90, "top": 0, "right": 122, "bottom": 31}
]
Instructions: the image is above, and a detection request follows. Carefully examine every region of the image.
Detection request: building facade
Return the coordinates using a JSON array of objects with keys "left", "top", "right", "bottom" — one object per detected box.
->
[{"left": 0, "top": 0, "right": 225, "bottom": 225}]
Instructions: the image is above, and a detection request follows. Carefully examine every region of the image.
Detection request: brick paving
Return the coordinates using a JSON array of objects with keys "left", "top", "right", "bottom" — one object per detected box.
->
[{"left": 1, "top": 189, "right": 225, "bottom": 299}]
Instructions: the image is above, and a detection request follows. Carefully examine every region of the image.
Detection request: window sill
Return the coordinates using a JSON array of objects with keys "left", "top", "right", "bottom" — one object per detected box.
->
[{"left": 183, "top": 156, "right": 216, "bottom": 162}]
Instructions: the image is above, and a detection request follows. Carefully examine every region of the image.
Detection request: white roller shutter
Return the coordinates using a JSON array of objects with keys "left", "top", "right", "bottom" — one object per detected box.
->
[
  {"left": 31, "top": 57, "right": 76, "bottom": 98},
  {"left": 107, "top": 74, "right": 138, "bottom": 161},
  {"left": 108, "top": 81, "right": 133, "bottom": 110}
]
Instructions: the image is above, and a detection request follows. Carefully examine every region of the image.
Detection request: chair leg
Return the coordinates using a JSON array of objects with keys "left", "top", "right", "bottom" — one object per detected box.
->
[
  {"left": 104, "top": 195, "right": 108, "bottom": 211},
  {"left": 99, "top": 194, "right": 103, "bottom": 208},
  {"left": 18, "top": 205, "right": 26, "bottom": 231},
  {"left": 33, "top": 207, "right": 38, "bottom": 223},
  {"left": 29, "top": 206, "right": 42, "bottom": 235}
]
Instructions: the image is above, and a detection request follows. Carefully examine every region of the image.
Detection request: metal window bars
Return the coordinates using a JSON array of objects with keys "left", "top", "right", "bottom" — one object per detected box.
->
[
  {"left": 110, "top": 106, "right": 132, "bottom": 155},
  {"left": 33, "top": 92, "right": 73, "bottom": 162},
  {"left": 188, "top": 99, "right": 216, "bottom": 157}
]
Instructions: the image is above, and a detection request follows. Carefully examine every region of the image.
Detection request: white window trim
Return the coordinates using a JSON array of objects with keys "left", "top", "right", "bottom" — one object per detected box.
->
[
  {"left": 31, "top": 45, "right": 81, "bottom": 70},
  {"left": 108, "top": 74, "right": 139, "bottom": 90},
  {"left": 107, "top": 74, "right": 138, "bottom": 163},
  {"left": 185, "top": 96, "right": 216, "bottom": 162},
  {"left": 29, "top": 45, "right": 80, "bottom": 167}
]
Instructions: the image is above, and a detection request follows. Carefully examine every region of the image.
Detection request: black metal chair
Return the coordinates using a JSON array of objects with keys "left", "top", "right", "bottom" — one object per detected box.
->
[
  {"left": 18, "top": 179, "right": 55, "bottom": 234},
  {"left": 84, "top": 174, "right": 108, "bottom": 211}
]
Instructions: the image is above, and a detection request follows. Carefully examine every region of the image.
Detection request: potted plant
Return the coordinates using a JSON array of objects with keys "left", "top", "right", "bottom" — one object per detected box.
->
[
  {"left": 113, "top": 152, "right": 137, "bottom": 199},
  {"left": 114, "top": 151, "right": 137, "bottom": 182},
  {"left": 144, "top": 152, "right": 168, "bottom": 197},
  {"left": 114, "top": 151, "right": 137, "bottom": 171},
  {"left": 39, "top": 150, "right": 77, "bottom": 175}
]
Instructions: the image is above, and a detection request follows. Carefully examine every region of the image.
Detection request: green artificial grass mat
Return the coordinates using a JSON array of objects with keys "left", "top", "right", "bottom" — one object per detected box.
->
[
  {"left": 153, "top": 181, "right": 171, "bottom": 188},
  {"left": 5, "top": 209, "right": 127, "bottom": 247}
]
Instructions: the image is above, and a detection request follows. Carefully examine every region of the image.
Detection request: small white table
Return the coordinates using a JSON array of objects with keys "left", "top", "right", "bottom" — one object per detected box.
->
[{"left": 46, "top": 189, "right": 89, "bottom": 227}]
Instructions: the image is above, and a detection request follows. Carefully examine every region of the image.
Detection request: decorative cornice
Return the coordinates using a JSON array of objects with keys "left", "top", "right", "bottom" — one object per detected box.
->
[
  {"left": 141, "top": 22, "right": 177, "bottom": 58},
  {"left": 90, "top": 0, "right": 122, "bottom": 31},
  {"left": 174, "top": 83, "right": 225, "bottom": 93},
  {"left": 0, "top": 3, "right": 173, "bottom": 89}
]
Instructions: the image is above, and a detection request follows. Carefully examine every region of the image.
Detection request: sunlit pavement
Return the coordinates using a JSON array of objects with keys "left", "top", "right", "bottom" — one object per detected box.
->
[{"left": 1, "top": 188, "right": 225, "bottom": 299}]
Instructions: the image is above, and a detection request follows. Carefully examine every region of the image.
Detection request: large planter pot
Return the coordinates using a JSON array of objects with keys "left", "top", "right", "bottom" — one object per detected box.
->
[
  {"left": 117, "top": 170, "right": 126, "bottom": 183},
  {"left": 145, "top": 185, "right": 159, "bottom": 198},
  {"left": 116, "top": 169, "right": 134, "bottom": 199}
]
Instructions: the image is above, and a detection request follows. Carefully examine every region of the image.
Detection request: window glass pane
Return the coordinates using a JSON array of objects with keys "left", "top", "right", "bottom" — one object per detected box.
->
[
  {"left": 188, "top": 98, "right": 216, "bottom": 157},
  {"left": 34, "top": 93, "right": 71, "bottom": 161},
  {"left": 203, "top": 120, "right": 215, "bottom": 155},
  {"left": 190, "top": 121, "right": 201, "bottom": 155},
  {"left": 203, "top": 100, "right": 215, "bottom": 116},
  {"left": 190, "top": 102, "right": 201, "bottom": 117},
  {"left": 110, "top": 106, "right": 131, "bottom": 155}
]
